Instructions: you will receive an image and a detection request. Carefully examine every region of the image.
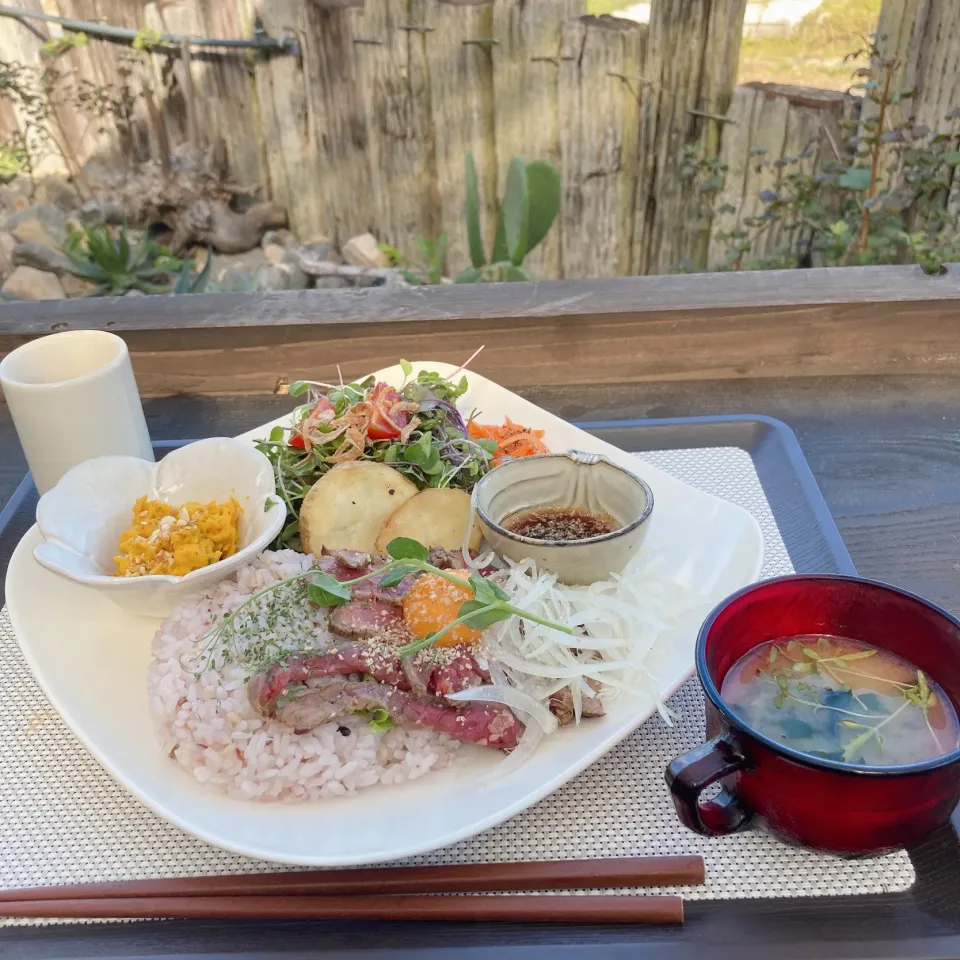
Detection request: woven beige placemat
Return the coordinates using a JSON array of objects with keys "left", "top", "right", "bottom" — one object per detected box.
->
[{"left": 0, "top": 447, "right": 914, "bottom": 924}]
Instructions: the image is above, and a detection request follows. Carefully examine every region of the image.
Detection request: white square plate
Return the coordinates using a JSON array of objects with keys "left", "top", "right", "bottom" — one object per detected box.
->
[{"left": 5, "top": 361, "right": 763, "bottom": 865}]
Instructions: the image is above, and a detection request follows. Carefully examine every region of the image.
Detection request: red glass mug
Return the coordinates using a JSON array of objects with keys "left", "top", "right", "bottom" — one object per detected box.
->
[{"left": 665, "top": 575, "right": 960, "bottom": 854}]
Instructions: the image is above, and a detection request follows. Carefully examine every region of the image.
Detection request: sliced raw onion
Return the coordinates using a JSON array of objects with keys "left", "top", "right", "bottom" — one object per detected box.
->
[
  {"left": 487, "top": 661, "right": 511, "bottom": 688},
  {"left": 479, "top": 722, "right": 544, "bottom": 784},
  {"left": 491, "top": 650, "right": 632, "bottom": 679},
  {"left": 446, "top": 684, "right": 558, "bottom": 734}
]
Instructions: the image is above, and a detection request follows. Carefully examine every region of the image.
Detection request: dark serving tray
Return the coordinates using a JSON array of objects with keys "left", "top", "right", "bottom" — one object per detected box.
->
[{"left": 2, "top": 415, "right": 960, "bottom": 960}]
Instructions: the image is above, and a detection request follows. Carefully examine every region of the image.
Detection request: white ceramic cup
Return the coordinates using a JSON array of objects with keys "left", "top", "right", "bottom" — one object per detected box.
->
[{"left": 0, "top": 330, "right": 154, "bottom": 494}]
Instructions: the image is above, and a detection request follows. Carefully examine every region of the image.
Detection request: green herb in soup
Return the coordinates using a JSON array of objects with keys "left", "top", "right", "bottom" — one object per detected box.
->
[{"left": 720, "top": 636, "right": 960, "bottom": 766}]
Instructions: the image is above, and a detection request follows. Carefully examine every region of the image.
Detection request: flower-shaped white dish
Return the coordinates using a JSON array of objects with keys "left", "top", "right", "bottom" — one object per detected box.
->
[{"left": 33, "top": 437, "right": 284, "bottom": 618}]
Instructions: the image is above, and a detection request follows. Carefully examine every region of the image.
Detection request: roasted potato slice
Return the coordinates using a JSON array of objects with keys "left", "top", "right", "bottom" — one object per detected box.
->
[
  {"left": 376, "top": 487, "right": 482, "bottom": 553},
  {"left": 299, "top": 462, "right": 418, "bottom": 555}
]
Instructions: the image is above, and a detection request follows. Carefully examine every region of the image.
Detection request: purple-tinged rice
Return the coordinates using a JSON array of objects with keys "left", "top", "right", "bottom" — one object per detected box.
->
[{"left": 147, "top": 551, "right": 458, "bottom": 801}]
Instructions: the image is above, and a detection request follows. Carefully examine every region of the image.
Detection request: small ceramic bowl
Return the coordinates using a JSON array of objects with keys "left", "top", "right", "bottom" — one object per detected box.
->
[
  {"left": 33, "top": 438, "right": 285, "bottom": 618},
  {"left": 472, "top": 450, "right": 653, "bottom": 584}
]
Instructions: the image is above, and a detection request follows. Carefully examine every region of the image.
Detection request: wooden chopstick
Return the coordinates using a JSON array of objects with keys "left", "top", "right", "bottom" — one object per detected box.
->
[
  {"left": 0, "top": 894, "right": 684, "bottom": 924},
  {"left": 0, "top": 856, "right": 704, "bottom": 902}
]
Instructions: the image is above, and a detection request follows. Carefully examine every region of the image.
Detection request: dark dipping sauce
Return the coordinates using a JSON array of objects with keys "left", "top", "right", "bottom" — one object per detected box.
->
[{"left": 502, "top": 505, "right": 620, "bottom": 542}]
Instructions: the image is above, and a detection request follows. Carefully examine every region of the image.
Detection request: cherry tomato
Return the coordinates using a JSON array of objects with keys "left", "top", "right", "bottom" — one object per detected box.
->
[
  {"left": 289, "top": 397, "right": 335, "bottom": 448},
  {"left": 367, "top": 382, "right": 409, "bottom": 441}
]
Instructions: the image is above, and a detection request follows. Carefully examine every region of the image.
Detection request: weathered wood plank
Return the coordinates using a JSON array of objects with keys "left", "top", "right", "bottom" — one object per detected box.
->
[
  {"left": 150, "top": 1, "right": 263, "bottom": 187},
  {"left": 300, "top": 2, "right": 375, "bottom": 245},
  {"left": 872, "top": 0, "right": 960, "bottom": 130},
  {"left": 868, "top": 0, "right": 960, "bottom": 201},
  {"left": 4, "top": 263, "right": 960, "bottom": 331},
  {"left": 251, "top": 0, "right": 317, "bottom": 237},
  {"left": 491, "top": 0, "right": 583, "bottom": 280},
  {"left": 558, "top": 15, "right": 644, "bottom": 279},
  {"left": 425, "top": 0, "right": 498, "bottom": 274},
  {"left": 708, "top": 84, "right": 856, "bottom": 269},
  {"left": 353, "top": 0, "right": 440, "bottom": 256},
  {"left": 31, "top": 0, "right": 117, "bottom": 181},
  {"left": 59, "top": 296, "right": 960, "bottom": 395},
  {"left": 0, "top": 0, "right": 47, "bottom": 172},
  {"left": 4, "top": 265, "right": 960, "bottom": 397},
  {"left": 633, "top": 0, "right": 747, "bottom": 275},
  {"left": 0, "top": 0, "right": 90, "bottom": 181},
  {"left": 0, "top": 0, "right": 265, "bottom": 187}
]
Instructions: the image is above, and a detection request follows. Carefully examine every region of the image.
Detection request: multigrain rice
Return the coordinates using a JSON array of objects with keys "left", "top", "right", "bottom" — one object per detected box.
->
[{"left": 147, "top": 551, "right": 459, "bottom": 801}]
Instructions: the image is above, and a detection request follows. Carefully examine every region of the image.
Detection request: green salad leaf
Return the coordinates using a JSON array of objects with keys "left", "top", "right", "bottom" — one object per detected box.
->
[
  {"left": 386, "top": 538, "right": 429, "bottom": 562},
  {"left": 308, "top": 575, "right": 352, "bottom": 607}
]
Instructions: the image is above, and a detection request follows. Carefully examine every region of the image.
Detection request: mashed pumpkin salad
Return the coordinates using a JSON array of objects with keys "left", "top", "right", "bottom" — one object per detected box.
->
[{"left": 115, "top": 495, "right": 243, "bottom": 577}]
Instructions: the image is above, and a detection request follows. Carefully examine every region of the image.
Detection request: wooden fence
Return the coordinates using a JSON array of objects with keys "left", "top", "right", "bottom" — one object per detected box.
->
[
  {"left": 708, "top": 83, "right": 859, "bottom": 269},
  {"left": 867, "top": 0, "right": 960, "bottom": 211},
  {"left": 1, "top": 0, "right": 858, "bottom": 279}
]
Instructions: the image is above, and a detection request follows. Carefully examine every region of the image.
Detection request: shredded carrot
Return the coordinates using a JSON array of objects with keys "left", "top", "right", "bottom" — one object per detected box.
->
[{"left": 468, "top": 416, "right": 550, "bottom": 465}]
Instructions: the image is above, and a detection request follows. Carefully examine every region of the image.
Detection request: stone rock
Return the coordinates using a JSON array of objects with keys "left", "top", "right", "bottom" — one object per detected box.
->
[
  {"left": 5, "top": 204, "right": 68, "bottom": 251},
  {"left": 11, "top": 241, "right": 73, "bottom": 276},
  {"left": 261, "top": 228, "right": 296, "bottom": 250},
  {"left": 0, "top": 231, "right": 14, "bottom": 280},
  {"left": 343, "top": 232, "right": 388, "bottom": 268},
  {"left": 314, "top": 276, "right": 351, "bottom": 290},
  {"left": 80, "top": 159, "right": 122, "bottom": 192},
  {"left": 1, "top": 265, "right": 65, "bottom": 300},
  {"left": 209, "top": 247, "right": 268, "bottom": 286},
  {"left": 60, "top": 273, "right": 97, "bottom": 298},
  {"left": 34, "top": 176, "right": 80, "bottom": 211},
  {"left": 254, "top": 261, "right": 308, "bottom": 291},
  {"left": 301, "top": 239, "right": 342, "bottom": 264},
  {"left": 281, "top": 249, "right": 309, "bottom": 288},
  {"left": 0, "top": 177, "right": 32, "bottom": 220},
  {"left": 264, "top": 242, "right": 286, "bottom": 266},
  {"left": 124, "top": 289, "right": 147, "bottom": 297},
  {"left": 79, "top": 198, "right": 125, "bottom": 225},
  {"left": 214, "top": 272, "right": 258, "bottom": 293}
]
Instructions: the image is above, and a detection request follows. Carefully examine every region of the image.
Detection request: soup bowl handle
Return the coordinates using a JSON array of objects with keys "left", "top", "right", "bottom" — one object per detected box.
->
[{"left": 665, "top": 732, "right": 752, "bottom": 836}]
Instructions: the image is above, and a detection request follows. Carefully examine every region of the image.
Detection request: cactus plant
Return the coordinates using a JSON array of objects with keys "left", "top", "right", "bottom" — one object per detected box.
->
[{"left": 456, "top": 152, "right": 560, "bottom": 283}]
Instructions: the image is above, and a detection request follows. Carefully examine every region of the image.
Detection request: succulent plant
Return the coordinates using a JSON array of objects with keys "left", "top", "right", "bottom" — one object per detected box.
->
[
  {"left": 64, "top": 223, "right": 181, "bottom": 296},
  {"left": 171, "top": 248, "right": 213, "bottom": 295},
  {"left": 456, "top": 153, "right": 561, "bottom": 283}
]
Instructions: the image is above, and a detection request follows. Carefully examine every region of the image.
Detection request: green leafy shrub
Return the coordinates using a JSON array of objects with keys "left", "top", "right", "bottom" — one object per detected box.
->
[
  {"left": 379, "top": 234, "right": 449, "bottom": 285},
  {"left": 695, "top": 42, "right": 960, "bottom": 276},
  {"left": 0, "top": 141, "right": 24, "bottom": 182}
]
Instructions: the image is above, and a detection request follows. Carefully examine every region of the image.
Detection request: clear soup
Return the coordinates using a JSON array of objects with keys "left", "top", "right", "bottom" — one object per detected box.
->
[{"left": 720, "top": 635, "right": 960, "bottom": 766}]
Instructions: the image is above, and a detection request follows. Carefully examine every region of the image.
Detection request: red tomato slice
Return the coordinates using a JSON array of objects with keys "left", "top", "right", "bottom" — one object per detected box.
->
[
  {"left": 367, "top": 382, "right": 409, "bottom": 441},
  {"left": 289, "top": 397, "right": 335, "bottom": 448}
]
